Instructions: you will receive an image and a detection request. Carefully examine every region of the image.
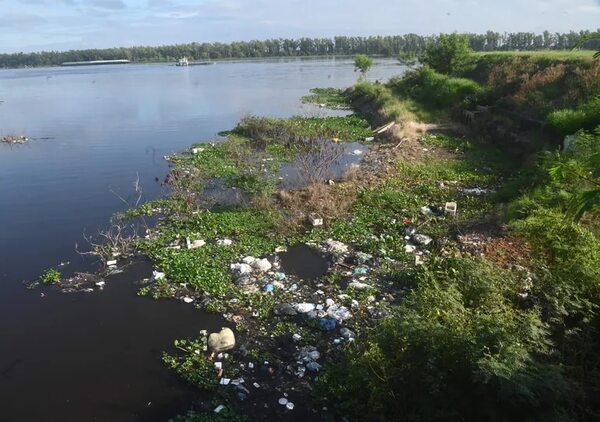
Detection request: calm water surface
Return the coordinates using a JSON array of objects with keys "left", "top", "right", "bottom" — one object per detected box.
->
[{"left": 0, "top": 58, "right": 403, "bottom": 421}]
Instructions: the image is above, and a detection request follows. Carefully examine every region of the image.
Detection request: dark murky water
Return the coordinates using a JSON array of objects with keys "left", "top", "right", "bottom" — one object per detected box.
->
[
  {"left": 0, "top": 58, "right": 404, "bottom": 420},
  {"left": 279, "top": 141, "right": 369, "bottom": 190},
  {"left": 279, "top": 245, "right": 330, "bottom": 280}
]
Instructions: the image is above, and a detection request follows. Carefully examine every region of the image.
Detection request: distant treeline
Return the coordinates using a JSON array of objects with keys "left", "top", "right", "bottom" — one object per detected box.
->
[{"left": 1, "top": 30, "right": 599, "bottom": 68}]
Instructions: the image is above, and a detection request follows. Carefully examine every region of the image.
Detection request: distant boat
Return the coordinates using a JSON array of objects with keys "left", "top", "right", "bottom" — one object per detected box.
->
[
  {"left": 175, "top": 57, "right": 215, "bottom": 67},
  {"left": 61, "top": 59, "right": 130, "bottom": 67},
  {"left": 176, "top": 57, "right": 189, "bottom": 66}
]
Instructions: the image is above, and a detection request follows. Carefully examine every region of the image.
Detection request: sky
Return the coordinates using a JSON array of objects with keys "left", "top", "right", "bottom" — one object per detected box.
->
[{"left": 0, "top": 0, "right": 599, "bottom": 53}]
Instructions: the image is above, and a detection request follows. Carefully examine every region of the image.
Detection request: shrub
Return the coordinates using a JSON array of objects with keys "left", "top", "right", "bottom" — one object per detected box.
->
[
  {"left": 322, "top": 258, "right": 568, "bottom": 421},
  {"left": 390, "top": 67, "right": 483, "bottom": 109},
  {"left": 547, "top": 96, "right": 600, "bottom": 136},
  {"left": 354, "top": 54, "right": 373, "bottom": 78},
  {"left": 420, "top": 33, "right": 473, "bottom": 75}
]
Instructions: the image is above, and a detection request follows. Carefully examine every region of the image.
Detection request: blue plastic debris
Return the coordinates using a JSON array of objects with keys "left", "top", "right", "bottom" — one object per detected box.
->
[
  {"left": 263, "top": 284, "right": 274, "bottom": 293},
  {"left": 319, "top": 318, "right": 337, "bottom": 331},
  {"left": 354, "top": 267, "right": 368, "bottom": 275},
  {"left": 273, "top": 272, "right": 286, "bottom": 281}
]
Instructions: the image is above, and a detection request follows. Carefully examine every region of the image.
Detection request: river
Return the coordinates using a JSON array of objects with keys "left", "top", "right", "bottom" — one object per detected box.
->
[{"left": 0, "top": 58, "right": 403, "bottom": 421}]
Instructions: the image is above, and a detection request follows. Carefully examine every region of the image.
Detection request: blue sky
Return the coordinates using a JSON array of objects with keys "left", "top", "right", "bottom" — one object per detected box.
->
[{"left": 1, "top": 0, "right": 599, "bottom": 53}]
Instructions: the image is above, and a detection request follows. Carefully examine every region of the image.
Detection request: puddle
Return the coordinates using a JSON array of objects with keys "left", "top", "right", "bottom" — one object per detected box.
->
[
  {"left": 202, "top": 178, "right": 250, "bottom": 207},
  {"left": 278, "top": 244, "right": 330, "bottom": 280},
  {"left": 278, "top": 142, "right": 369, "bottom": 190}
]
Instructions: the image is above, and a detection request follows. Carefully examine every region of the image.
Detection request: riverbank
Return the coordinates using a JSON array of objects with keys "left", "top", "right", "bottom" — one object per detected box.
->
[
  {"left": 127, "top": 51, "right": 598, "bottom": 420},
  {"left": 33, "top": 51, "right": 600, "bottom": 420}
]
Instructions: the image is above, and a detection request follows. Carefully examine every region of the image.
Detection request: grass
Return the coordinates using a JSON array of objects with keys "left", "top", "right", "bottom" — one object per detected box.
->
[
  {"left": 347, "top": 81, "right": 423, "bottom": 124},
  {"left": 473, "top": 50, "right": 596, "bottom": 60},
  {"left": 301, "top": 87, "right": 350, "bottom": 109},
  {"left": 390, "top": 67, "right": 483, "bottom": 110},
  {"left": 140, "top": 207, "right": 285, "bottom": 298},
  {"left": 234, "top": 114, "right": 373, "bottom": 142},
  {"left": 303, "top": 134, "right": 512, "bottom": 259}
]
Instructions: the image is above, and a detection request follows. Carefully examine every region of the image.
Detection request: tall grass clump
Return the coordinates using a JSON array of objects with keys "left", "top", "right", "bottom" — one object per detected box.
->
[
  {"left": 390, "top": 67, "right": 484, "bottom": 109},
  {"left": 547, "top": 96, "right": 600, "bottom": 136},
  {"left": 347, "top": 81, "right": 416, "bottom": 124}
]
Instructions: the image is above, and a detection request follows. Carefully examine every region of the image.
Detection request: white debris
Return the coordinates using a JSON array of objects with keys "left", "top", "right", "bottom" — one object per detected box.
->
[
  {"left": 405, "top": 244, "right": 417, "bottom": 253},
  {"left": 106, "top": 260, "right": 117, "bottom": 266},
  {"left": 292, "top": 333, "right": 302, "bottom": 341},
  {"left": 214, "top": 362, "right": 222, "bottom": 369},
  {"left": 183, "top": 297, "right": 194, "bottom": 303},
  {"left": 327, "top": 304, "right": 352, "bottom": 321},
  {"left": 191, "top": 147, "right": 205, "bottom": 154},
  {"left": 208, "top": 328, "right": 236, "bottom": 353},
  {"left": 414, "top": 234, "right": 433, "bottom": 246},
  {"left": 351, "top": 149, "right": 363, "bottom": 155},
  {"left": 444, "top": 202, "right": 457, "bottom": 216},
  {"left": 252, "top": 258, "right": 272, "bottom": 272},
  {"left": 420, "top": 206, "right": 434, "bottom": 216},
  {"left": 348, "top": 281, "right": 371, "bottom": 290},
  {"left": 461, "top": 187, "right": 494, "bottom": 195},
  {"left": 95, "top": 281, "right": 106, "bottom": 288},
  {"left": 230, "top": 263, "right": 252, "bottom": 275},
  {"left": 187, "top": 238, "right": 206, "bottom": 249},
  {"left": 217, "top": 238, "right": 233, "bottom": 246},
  {"left": 308, "top": 213, "right": 323, "bottom": 227},
  {"left": 326, "top": 239, "right": 348, "bottom": 254},
  {"left": 219, "top": 378, "right": 231, "bottom": 385},
  {"left": 152, "top": 271, "right": 165, "bottom": 281},
  {"left": 295, "top": 303, "right": 316, "bottom": 313},
  {"left": 242, "top": 256, "right": 257, "bottom": 264},
  {"left": 286, "top": 402, "right": 295, "bottom": 410},
  {"left": 279, "top": 398, "right": 289, "bottom": 406}
]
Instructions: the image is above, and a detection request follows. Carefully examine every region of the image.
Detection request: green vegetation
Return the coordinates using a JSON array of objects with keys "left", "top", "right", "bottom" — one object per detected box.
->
[
  {"left": 323, "top": 257, "right": 566, "bottom": 421},
  {"left": 347, "top": 81, "right": 420, "bottom": 123},
  {"left": 141, "top": 208, "right": 283, "bottom": 298},
  {"left": 466, "top": 52, "right": 600, "bottom": 118},
  {"left": 301, "top": 88, "right": 349, "bottom": 109},
  {"left": 420, "top": 33, "right": 473, "bottom": 75},
  {"left": 317, "top": 49, "right": 600, "bottom": 420},
  {"left": 474, "top": 50, "right": 596, "bottom": 60},
  {"left": 548, "top": 96, "right": 600, "bottom": 135},
  {"left": 40, "top": 268, "right": 61, "bottom": 284},
  {"left": 163, "top": 338, "right": 220, "bottom": 390},
  {"left": 390, "top": 67, "right": 483, "bottom": 109},
  {"left": 116, "top": 47, "right": 600, "bottom": 420},
  {"left": 354, "top": 54, "right": 373, "bottom": 79},
  {"left": 233, "top": 115, "right": 372, "bottom": 142}
]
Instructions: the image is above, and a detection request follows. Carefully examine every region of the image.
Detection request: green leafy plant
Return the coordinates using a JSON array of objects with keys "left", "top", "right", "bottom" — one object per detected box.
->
[
  {"left": 420, "top": 33, "right": 473, "bottom": 75},
  {"left": 40, "top": 268, "right": 61, "bottom": 284},
  {"left": 354, "top": 54, "right": 373, "bottom": 79}
]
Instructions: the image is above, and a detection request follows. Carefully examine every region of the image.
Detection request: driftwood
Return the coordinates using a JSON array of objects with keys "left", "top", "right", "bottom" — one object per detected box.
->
[{"left": 373, "top": 121, "right": 396, "bottom": 135}]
